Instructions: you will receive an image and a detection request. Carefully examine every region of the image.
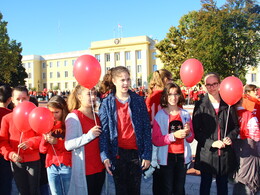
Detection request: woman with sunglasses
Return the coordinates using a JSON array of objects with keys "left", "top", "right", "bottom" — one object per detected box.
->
[{"left": 192, "top": 72, "right": 239, "bottom": 195}]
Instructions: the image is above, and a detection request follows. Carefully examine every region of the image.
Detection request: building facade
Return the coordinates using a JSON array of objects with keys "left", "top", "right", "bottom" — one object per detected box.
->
[{"left": 22, "top": 36, "right": 164, "bottom": 91}]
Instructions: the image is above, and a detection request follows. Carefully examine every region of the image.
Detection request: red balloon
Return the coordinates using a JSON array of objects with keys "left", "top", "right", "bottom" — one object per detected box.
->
[
  {"left": 219, "top": 76, "right": 243, "bottom": 106},
  {"left": 13, "top": 101, "right": 36, "bottom": 132},
  {"left": 180, "top": 59, "right": 204, "bottom": 87},
  {"left": 29, "top": 107, "right": 54, "bottom": 134},
  {"left": 73, "top": 55, "right": 101, "bottom": 89}
]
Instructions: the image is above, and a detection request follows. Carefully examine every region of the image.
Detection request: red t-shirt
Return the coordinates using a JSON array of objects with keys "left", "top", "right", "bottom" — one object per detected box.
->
[
  {"left": 116, "top": 99, "right": 138, "bottom": 150},
  {"left": 74, "top": 110, "right": 104, "bottom": 175},
  {"left": 146, "top": 90, "right": 163, "bottom": 122},
  {"left": 39, "top": 121, "right": 72, "bottom": 167},
  {"left": 0, "top": 107, "right": 12, "bottom": 157},
  {"left": 168, "top": 114, "right": 184, "bottom": 154},
  {"left": 0, "top": 113, "right": 41, "bottom": 162}
]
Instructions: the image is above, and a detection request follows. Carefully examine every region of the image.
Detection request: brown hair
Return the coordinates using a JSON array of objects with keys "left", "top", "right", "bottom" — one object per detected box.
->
[
  {"left": 47, "top": 95, "right": 69, "bottom": 131},
  {"left": 160, "top": 83, "right": 185, "bottom": 108},
  {"left": 99, "top": 68, "right": 114, "bottom": 94},
  {"left": 110, "top": 66, "right": 130, "bottom": 92},
  {"left": 148, "top": 69, "right": 172, "bottom": 95},
  {"left": 244, "top": 84, "right": 257, "bottom": 94}
]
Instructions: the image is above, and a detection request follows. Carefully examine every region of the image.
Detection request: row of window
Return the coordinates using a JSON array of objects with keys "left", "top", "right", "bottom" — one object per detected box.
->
[
  {"left": 95, "top": 51, "right": 157, "bottom": 62},
  {"left": 23, "top": 60, "right": 76, "bottom": 69},
  {"left": 27, "top": 64, "right": 158, "bottom": 80}
]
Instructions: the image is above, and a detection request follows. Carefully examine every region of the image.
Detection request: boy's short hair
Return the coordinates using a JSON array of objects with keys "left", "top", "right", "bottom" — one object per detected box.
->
[
  {"left": 0, "top": 85, "right": 12, "bottom": 103},
  {"left": 12, "top": 86, "right": 29, "bottom": 96}
]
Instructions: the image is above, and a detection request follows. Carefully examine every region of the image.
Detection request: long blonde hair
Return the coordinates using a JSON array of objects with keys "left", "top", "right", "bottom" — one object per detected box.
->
[
  {"left": 67, "top": 85, "right": 85, "bottom": 112},
  {"left": 148, "top": 69, "right": 172, "bottom": 95}
]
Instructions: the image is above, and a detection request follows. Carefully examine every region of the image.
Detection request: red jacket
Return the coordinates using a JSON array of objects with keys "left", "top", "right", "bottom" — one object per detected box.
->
[
  {"left": 146, "top": 90, "right": 163, "bottom": 122},
  {"left": 0, "top": 113, "right": 41, "bottom": 162},
  {"left": 39, "top": 121, "right": 71, "bottom": 167}
]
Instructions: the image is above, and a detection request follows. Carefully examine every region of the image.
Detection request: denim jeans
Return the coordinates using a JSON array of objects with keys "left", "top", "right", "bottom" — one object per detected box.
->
[
  {"left": 11, "top": 160, "right": 41, "bottom": 195},
  {"left": 112, "top": 148, "right": 142, "bottom": 195},
  {"left": 47, "top": 164, "right": 72, "bottom": 195}
]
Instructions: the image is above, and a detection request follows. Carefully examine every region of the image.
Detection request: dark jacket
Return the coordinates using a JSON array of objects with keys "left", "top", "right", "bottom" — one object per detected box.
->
[
  {"left": 192, "top": 93, "right": 239, "bottom": 175},
  {"left": 99, "top": 90, "right": 152, "bottom": 165}
]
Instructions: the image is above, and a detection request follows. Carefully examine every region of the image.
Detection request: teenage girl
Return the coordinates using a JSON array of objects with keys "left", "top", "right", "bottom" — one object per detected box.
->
[
  {"left": 99, "top": 66, "right": 152, "bottom": 195},
  {"left": 152, "top": 83, "right": 194, "bottom": 195},
  {"left": 39, "top": 95, "right": 71, "bottom": 195},
  {"left": 65, "top": 85, "right": 105, "bottom": 195}
]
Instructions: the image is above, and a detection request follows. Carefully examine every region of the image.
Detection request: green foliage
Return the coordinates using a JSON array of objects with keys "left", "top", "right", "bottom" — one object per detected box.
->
[
  {"left": 156, "top": 0, "right": 260, "bottom": 84},
  {"left": 53, "top": 86, "right": 60, "bottom": 90},
  {"left": 0, "top": 13, "right": 27, "bottom": 86}
]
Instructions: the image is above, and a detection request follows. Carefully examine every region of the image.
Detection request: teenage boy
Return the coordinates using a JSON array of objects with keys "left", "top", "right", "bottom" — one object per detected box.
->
[{"left": 0, "top": 86, "right": 41, "bottom": 195}]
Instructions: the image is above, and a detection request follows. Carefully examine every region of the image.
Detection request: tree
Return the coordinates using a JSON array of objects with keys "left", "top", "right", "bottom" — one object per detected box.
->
[
  {"left": 0, "top": 12, "right": 27, "bottom": 86},
  {"left": 156, "top": 0, "right": 260, "bottom": 83}
]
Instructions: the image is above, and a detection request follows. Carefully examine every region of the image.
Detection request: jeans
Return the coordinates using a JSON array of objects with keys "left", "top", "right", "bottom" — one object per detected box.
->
[
  {"left": 11, "top": 160, "right": 41, "bottom": 195},
  {"left": 47, "top": 164, "right": 72, "bottom": 195},
  {"left": 0, "top": 157, "right": 13, "bottom": 195},
  {"left": 112, "top": 148, "right": 142, "bottom": 195},
  {"left": 156, "top": 153, "right": 187, "bottom": 195},
  {"left": 200, "top": 172, "right": 228, "bottom": 195}
]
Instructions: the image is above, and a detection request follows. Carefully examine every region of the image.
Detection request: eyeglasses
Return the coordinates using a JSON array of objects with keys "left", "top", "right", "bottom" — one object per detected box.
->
[
  {"left": 168, "top": 93, "right": 180, "bottom": 97},
  {"left": 205, "top": 82, "right": 219, "bottom": 88}
]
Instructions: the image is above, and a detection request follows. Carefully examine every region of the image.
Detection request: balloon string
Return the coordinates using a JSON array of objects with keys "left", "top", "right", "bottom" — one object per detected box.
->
[
  {"left": 224, "top": 105, "right": 231, "bottom": 138},
  {"left": 51, "top": 144, "right": 61, "bottom": 166},
  {"left": 187, "top": 88, "right": 190, "bottom": 105},
  {"left": 17, "top": 132, "right": 24, "bottom": 156},
  {"left": 90, "top": 90, "right": 97, "bottom": 126}
]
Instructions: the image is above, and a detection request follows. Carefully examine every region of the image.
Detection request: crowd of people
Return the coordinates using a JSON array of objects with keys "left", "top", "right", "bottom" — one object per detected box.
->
[{"left": 0, "top": 67, "right": 259, "bottom": 195}]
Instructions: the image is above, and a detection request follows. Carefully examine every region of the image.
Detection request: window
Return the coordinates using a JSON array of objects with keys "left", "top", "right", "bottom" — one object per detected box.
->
[
  {"left": 42, "top": 62, "right": 46, "bottom": 68},
  {"left": 50, "top": 72, "right": 53, "bottom": 78},
  {"left": 105, "top": 53, "right": 110, "bottom": 62},
  {"left": 153, "top": 65, "right": 158, "bottom": 72},
  {"left": 57, "top": 83, "right": 60, "bottom": 89},
  {"left": 251, "top": 73, "right": 256, "bottom": 82},
  {"left": 152, "top": 52, "right": 157, "bottom": 60},
  {"left": 28, "top": 62, "right": 31, "bottom": 69},
  {"left": 28, "top": 73, "right": 31, "bottom": 79},
  {"left": 137, "top": 78, "right": 142, "bottom": 87},
  {"left": 57, "top": 72, "right": 60, "bottom": 78},
  {"left": 64, "top": 71, "right": 68, "bottom": 77},
  {"left": 64, "top": 60, "right": 67, "bottom": 66},
  {"left": 43, "top": 83, "right": 47, "bottom": 89},
  {"left": 73, "top": 82, "right": 77, "bottom": 87},
  {"left": 136, "top": 50, "right": 141, "bottom": 59},
  {"left": 115, "top": 52, "right": 120, "bottom": 61},
  {"left": 57, "top": 61, "right": 60, "bottom": 67},
  {"left": 72, "top": 60, "right": 75, "bottom": 66},
  {"left": 106, "top": 67, "right": 110, "bottom": 72},
  {"left": 65, "top": 82, "right": 68, "bottom": 89},
  {"left": 95, "top": 54, "right": 100, "bottom": 62},
  {"left": 125, "top": 51, "right": 130, "bottom": 60},
  {"left": 50, "top": 83, "right": 53, "bottom": 89},
  {"left": 42, "top": 73, "right": 46, "bottom": 79},
  {"left": 137, "top": 65, "right": 142, "bottom": 73},
  {"left": 49, "top": 62, "right": 53, "bottom": 68}
]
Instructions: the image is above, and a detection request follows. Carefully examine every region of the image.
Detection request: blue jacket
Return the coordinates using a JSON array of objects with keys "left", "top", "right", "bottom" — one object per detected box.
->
[{"left": 99, "top": 90, "right": 152, "bottom": 165}]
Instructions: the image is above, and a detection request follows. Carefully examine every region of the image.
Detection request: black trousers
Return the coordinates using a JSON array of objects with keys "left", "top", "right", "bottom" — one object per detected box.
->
[
  {"left": 112, "top": 148, "right": 142, "bottom": 195},
  {"left": 86, "top": 170, "right": 106, "bottom": 195},
  {"left": 11, "top": 160, "right": 41, "bottom": 195}
]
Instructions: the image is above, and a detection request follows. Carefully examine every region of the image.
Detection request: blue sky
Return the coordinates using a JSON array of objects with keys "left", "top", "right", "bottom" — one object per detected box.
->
[{"left": 1, "top": 0, "right": 227, "bottom": 56}]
